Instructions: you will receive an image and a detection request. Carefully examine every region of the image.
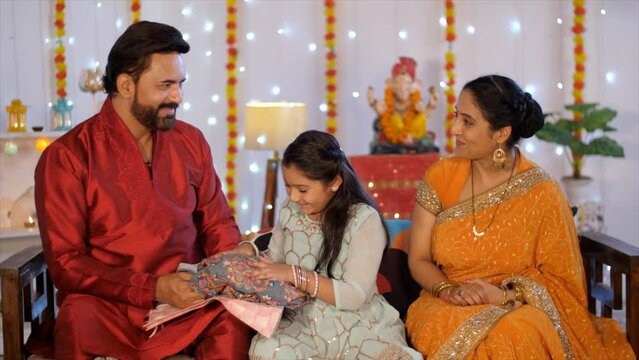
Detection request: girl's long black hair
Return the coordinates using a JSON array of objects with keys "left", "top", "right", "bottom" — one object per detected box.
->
[{"left": 282, "top": 130, "right": 389, "bottom": 277}]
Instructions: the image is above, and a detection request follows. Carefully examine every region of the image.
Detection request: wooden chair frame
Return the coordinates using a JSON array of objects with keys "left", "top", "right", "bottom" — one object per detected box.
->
[
  {"left": 580, "top": 231, "right": 638, "bottom": 354},
  {"left": 1, "top": 245, "right": 55, "bottom": 360}
]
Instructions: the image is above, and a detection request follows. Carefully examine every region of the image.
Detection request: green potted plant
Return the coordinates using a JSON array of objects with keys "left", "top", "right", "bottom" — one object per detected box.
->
[
  {"left": 536, "top": 102, "right": 624, "bottom": 178},
  {"left": 535, "top": 102, "right": 624, "bottom": 231}
]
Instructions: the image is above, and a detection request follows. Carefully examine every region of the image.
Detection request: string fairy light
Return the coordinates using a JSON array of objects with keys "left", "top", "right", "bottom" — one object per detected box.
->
[
  {"left": 443, "top": 0, "right": 456, "bottom": 154},
  {"left": 324, "top": 0, "right": 337, "bottom": 135},
  {"left": 225, "top": 0, "right": 239, "bottom": 213}
]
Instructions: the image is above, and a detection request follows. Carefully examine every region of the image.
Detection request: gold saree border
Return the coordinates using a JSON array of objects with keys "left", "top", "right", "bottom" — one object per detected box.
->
[
  {"left": 431, "top": 304, "right": 514, "bottom": 360},
  {"left": 435, "top": 167, "right": 552, "bottom": 226},
  {"left": 502, "top": 275, "right": 575, "bottom": 360},
  {"left": 415, "top": 180, "right": 442, "bottom": 215},
  {"left": 431, "top": 275, "right": 575, "bottom": 360}
]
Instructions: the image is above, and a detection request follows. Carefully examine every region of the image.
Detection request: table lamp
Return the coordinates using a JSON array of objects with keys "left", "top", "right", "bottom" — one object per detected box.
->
[{"left": 245, "top": 102, "right": 307, "bottom": 228}]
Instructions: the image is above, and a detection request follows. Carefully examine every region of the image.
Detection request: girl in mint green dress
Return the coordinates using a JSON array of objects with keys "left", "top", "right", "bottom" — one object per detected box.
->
[{"left": 249, "top": 130, "right": 421, "bottom": 360}]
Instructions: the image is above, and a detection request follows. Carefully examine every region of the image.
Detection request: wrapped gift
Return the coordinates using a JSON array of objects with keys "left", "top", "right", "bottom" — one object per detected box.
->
[{"left": 349, "top": 153, "right": 439, "bottom": 219}]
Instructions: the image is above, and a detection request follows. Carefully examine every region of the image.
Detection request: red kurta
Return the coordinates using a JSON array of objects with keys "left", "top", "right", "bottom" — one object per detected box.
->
[{"left": 30, "top": 98, "right": 250, "bottom": 359}]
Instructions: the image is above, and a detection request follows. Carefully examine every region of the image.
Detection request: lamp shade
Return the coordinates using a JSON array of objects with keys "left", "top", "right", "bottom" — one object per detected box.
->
[{"left": 244, "top": 102, "right": 307, "bottom": 151}]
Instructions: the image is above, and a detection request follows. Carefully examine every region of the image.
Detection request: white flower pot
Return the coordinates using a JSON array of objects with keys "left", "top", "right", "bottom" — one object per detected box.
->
[{"left": 561, "top": 176, "right": 604, "bottom": 233}]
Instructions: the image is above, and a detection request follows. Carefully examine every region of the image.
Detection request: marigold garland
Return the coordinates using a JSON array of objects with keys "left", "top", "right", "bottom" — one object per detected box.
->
[
  {"left": 324, "top": 0, "right": 337, "bottom": 135},
  {"left": 443, "top": 0, "right": 456, "bottom": 154},
  {"left": 225, "top": 0, "right": 238, "bottom": 213},
  {"left": 380, "top": 88, "right": 425, "bottom": 144},
  {"left": 572, "top": 0, "right": 586, "bottom": 172},
  {"left": 131, "top": 0, "right": 141, "bottom": 23},
  {"left": 53, "top": 0, "right": 67, "bottom": 100}
]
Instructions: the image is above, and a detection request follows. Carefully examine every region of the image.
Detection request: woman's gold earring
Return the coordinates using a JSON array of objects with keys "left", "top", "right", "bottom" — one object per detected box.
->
[{"left": 493, "top": 146, "right": 506, "bottom": 169}]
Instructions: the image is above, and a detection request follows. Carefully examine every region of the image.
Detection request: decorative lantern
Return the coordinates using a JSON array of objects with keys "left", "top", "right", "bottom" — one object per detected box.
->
[
  {"left": 51, "top": 98, "right": 73, "bottom": 130},
  {"left": 5, "top": 99, "right": 27, "bottom": 132}
]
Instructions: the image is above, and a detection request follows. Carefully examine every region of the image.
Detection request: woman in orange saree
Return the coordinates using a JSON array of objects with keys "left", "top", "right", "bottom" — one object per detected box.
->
[{"left": 405, "top": 75, "right": 634, "bottom": 359}]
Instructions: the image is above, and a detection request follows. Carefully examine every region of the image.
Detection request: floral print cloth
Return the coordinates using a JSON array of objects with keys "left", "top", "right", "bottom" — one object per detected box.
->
[{"left": 189, "top": 253, "right": 308, "bottom": 314}]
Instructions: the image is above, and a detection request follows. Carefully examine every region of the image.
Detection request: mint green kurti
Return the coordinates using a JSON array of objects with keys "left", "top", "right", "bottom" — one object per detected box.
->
[{"left": 249, "top": 201, "right": 422, "bottom": 360}]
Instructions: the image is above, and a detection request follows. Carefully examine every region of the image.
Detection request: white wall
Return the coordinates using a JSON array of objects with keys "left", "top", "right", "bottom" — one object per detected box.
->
[{"left": 1, "top": 0, "right": 637, "bottom": 246}]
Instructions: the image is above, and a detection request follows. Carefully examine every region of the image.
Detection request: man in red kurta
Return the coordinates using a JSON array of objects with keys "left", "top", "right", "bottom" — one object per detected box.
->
[{"left": 30, "top": 21, "right": 254, "bottom": 359}]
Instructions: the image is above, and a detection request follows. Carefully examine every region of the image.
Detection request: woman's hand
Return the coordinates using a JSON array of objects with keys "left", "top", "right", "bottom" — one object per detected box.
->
[
  {"left": 249, "top": 257, "right": 292, "bottom": 283},
  {"left": 463, "top": 278, "right": 502, "bottom": 305},
  {"left": 442, "top": 280, "right": 489, "bottom": 306}
]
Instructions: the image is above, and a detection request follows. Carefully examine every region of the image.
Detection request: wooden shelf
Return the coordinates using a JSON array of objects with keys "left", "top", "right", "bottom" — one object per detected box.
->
[
  {"left": 0, "top": 228, "right": 40, "bottom": 240},
  {"left": 0, "top": 131, "right": 66, "bottom": 141}
]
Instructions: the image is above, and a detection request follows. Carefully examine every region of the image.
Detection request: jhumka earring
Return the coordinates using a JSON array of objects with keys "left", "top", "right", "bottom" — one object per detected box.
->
[{"left": 493, "top": 145, "right": 506, "bottom": 169}]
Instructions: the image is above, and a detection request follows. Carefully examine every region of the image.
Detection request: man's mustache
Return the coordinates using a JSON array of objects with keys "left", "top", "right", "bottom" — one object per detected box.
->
[{"left": 159, "top": 103, "right": 179, "bottom": 110}]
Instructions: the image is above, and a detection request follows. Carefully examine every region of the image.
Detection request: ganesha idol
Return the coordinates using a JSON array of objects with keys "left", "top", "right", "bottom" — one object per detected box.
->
[{"left": 367, "top": 56, "right": 439, "bottom": 154}]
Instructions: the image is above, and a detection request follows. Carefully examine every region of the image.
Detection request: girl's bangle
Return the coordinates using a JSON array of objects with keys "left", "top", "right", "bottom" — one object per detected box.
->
[{"left": 238, "top": 240, "right": 259, "bottom": 256}]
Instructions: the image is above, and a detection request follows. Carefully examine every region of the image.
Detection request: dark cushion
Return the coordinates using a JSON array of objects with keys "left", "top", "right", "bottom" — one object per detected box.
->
[{"left": 378, "top": 220, "right": 421, "bottom": 319}]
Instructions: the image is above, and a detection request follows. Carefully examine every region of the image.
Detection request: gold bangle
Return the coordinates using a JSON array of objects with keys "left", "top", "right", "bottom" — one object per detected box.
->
[
  {"left": 501, "top": 286, "right": 508, "bottom": 306},
  {"left": 500, "top": 285, "right": 510, "bottom": 306},
  {"left": 430, "top": 280, "right": 448, "bottom": 297},
  {"left": 514, "top": 286, "right": 524, "bottom": 303},
  {"left": 431, "top": 280, "right": 456, "bottom": 298}
]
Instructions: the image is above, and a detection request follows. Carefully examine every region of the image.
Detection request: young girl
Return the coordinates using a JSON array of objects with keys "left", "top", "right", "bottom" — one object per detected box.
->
[{"left": 248, "top": 130, "right": 421, "bottom": 359}]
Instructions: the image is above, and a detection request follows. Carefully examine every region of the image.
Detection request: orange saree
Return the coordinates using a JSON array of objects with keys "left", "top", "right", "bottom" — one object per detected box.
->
[{"left": 405, "top": 153, "right": 634, "bottom": 359}]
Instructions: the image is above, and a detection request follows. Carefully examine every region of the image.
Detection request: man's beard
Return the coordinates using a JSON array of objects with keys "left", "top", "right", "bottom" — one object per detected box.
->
[{"left": 130, "top": 94, "right": 178, "bottom": 131}]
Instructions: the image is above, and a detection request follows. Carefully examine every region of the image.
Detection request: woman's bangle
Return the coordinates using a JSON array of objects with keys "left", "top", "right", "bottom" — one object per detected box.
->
[
  {"left": 500, "top": 285, "right": 514, "bottom": 306},
  {"left": 431, "top": 280, "right": 456, "bottom": 298},
  {"left": 238, "top": 240, "right": 259, "bottom": 256},
  {"left": 514, "top": 286, "right": 524, "bottom": 303}
]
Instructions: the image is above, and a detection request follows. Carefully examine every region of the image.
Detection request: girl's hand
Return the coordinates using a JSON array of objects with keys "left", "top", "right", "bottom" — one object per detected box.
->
[
  {"left": 442, "top": 280, "right": 489, "bottom": 306},
  {"left": 249, "top": 257, "right": 293, "bottom": 283}
]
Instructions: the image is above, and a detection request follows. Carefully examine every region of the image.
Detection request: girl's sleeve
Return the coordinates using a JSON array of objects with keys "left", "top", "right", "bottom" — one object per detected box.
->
[
  {"left": 332, "top": 212, "right": 386, "bottom": 311},
  {"left": 266, "top": 221, "right": 286, "bottom": 264}
]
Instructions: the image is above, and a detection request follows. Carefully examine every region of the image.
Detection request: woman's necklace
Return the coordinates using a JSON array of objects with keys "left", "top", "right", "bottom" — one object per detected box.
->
[{"left": 471, "top": 152, "right": 517, "bottom": 240}]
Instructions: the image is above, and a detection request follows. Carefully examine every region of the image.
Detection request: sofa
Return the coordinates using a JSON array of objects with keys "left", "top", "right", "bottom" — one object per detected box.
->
[{"left": 1, "top": 223, "right": 638, "bottom": 358}]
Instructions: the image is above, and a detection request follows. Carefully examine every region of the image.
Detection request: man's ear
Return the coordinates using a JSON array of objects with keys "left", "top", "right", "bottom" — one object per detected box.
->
[{"left": 116, "top": 74, "right": 135, "bottom": 99}]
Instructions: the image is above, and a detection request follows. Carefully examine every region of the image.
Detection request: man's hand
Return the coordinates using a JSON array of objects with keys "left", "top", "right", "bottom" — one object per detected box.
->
[{"left": 155, "top": 272, "right": 204, "bottom": 309}]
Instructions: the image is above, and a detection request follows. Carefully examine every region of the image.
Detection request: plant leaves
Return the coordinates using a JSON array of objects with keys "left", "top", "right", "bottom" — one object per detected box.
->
[
  {"left": 555, "top": 119, "right": 580, "bottom": 131},
  {"left": 565, "top": 103, "right": 598, "bottom": 114},
  {"left": 579, "top": 108, "right": 617, "bottom": 132},
  {"left": 536, "top": 123, "right": 574, "bottom": 145},
  {"left": 583, "top": 136, "right": 625, "bottom": 157},
  {"left": 569, "top": 139, "right": 586, "bottom": 156}
]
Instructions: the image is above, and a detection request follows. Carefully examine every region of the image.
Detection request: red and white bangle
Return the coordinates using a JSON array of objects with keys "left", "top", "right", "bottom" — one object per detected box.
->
[
  {"left": 311, "top": 271, "right": 319, "bottom": 297},
  {"left": 238, "top": 240, "right": 259, "bottom": 256},
  {"left": 291, "top": 265, "right": 298, "bottom": 288}
]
